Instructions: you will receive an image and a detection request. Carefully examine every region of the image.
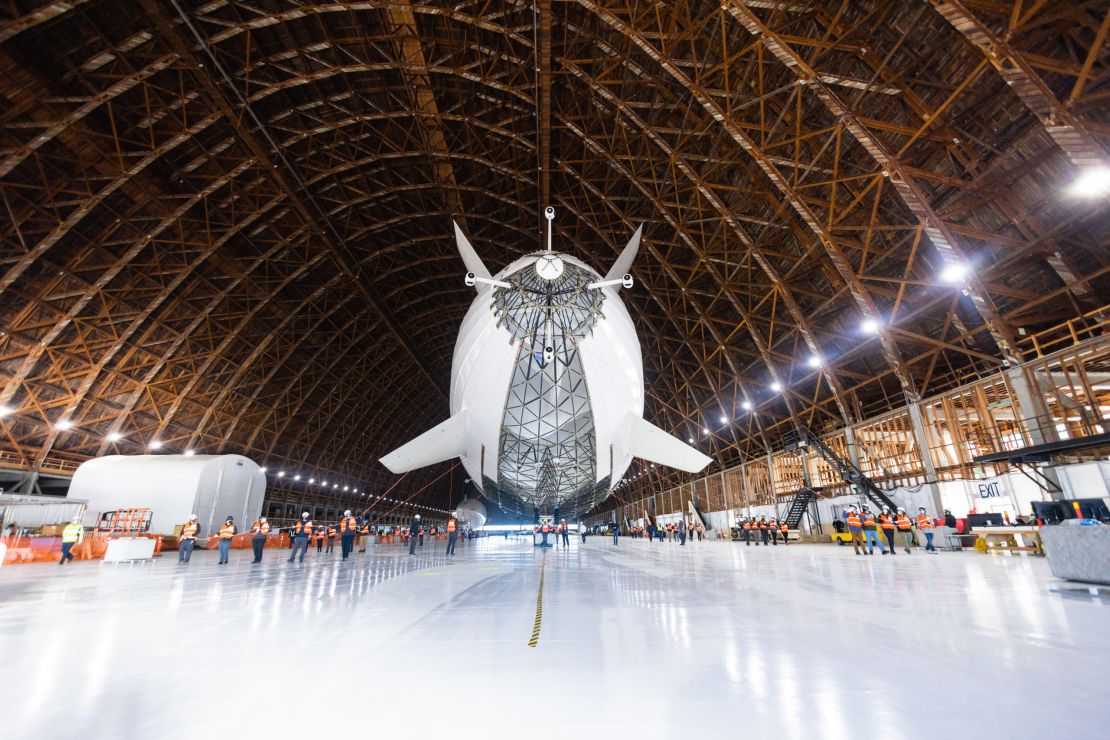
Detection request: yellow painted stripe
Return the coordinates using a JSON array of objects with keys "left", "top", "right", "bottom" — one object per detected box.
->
[{"left": 528, "top": 551, "right": 546, "bottom": 647}]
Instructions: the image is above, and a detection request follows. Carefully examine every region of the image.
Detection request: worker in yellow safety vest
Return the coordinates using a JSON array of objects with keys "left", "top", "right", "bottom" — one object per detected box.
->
[
  {"left": 179, "top": 515, "right": 200, "bottom": 564},
  {"left": 446, "top": 515, "right": 459, "bottom": 556},
  {"left": 218, "top": 516, "right": 237, "bottom": 565},
  {"left": 60, "top": 516, "right": 84, "bottom": 565},
  {"left": 250, "top": 518, "right": 269, "bottom": 564}
]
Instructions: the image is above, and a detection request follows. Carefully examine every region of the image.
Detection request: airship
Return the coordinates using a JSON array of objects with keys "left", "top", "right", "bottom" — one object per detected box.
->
[{"left": 380, "top": 208, "right": 711, "bottom": 516}]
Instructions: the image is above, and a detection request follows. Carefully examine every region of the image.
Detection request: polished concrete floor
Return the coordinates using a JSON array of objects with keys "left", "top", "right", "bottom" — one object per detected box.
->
[{"left": 1, "top": 535, "right": 1107, "bottom": 739}]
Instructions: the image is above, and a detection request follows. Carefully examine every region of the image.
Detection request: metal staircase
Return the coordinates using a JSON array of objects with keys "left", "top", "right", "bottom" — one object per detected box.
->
[
  {"left": 783, "top": 488, "right": 816, "bottom": 529},
  {"left": 785, "top": 428, "right": 898, "bottom": 512}
]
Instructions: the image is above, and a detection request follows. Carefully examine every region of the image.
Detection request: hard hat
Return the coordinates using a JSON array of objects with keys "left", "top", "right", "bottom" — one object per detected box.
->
[
  {"left": 260, "top": 517, "right": 267, "bottom": 522},
  {"left": 896, "top": 508, "right": 905, "bottom": 513},
  {"left": 415, "top": 514, "right": 421, "bottom": 519},
  {"left": 189, "top": 514, "right": 198, "bottom": 520},
  {"left": 882, "top": 505, "right": 890, "bottom": 512},
  {"left": 302, "top": 512, "right": 310, "bottom": 518},
  {"left": 344, "top": 510, "right": 352, "bottom": 516},
  {"left": 919, "top": 506, "right": 927, "bottom": 512}
]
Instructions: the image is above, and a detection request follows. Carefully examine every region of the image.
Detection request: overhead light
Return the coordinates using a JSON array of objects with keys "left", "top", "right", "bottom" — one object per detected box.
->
[
  {"left": 293, "top": 475, "right": 300, "bottom": 481},
  {"left": 277, "top": 471, "right": 285, "bottom": 477},
  {"left": 0, "top": 405, "right": 12, "bottom": 418},
  {"left": 184, "top": 449, "right": 195, "bottom": 456},
  {"left": 259, "top": 466, "right": 267, "bottom": 473},
  {"left": 106, "top": 432, "right": 122, "bottom": 442},
  {"left": 719, "top": 415, "right": 728, "bottom": 424},
  {"left": 309, "top": 478, "right": 315, "bottom": 484},
  {"left": 742, "top": 400, "right": 752, "bottom": 411},
  {"left": 702, "top": 427, "right": 709, "bottom": 436},
  {"left": 807, "top": 354, "right": 822, "bottom": 368},
  {"left": 343, "top": 485, "right": 349, "bottom": 491},
  {"left": 149, "top": 440, "right": 163, "bottom": 450},
  {"left": 770, "top": 381, "right": 782, "bottom": 393},
  {"left": 939, "top": 262, "right": 968, "bottom": 284},
  {"left": 1069, "top": 166, "right": 1110, "bottom": 197},
  {"left": 322, "top": 480, "right": 328, "bottom": 486},
  {"left": 687, "top": 437, "right": 694, "bottom": 444},
  {"left": 353, "top": 488, "right": 358, "bottom": 494},
  {"left": 861, "top": 318, "right": 880, "bottom": 335},
  {"left": 333, "top": 483, "right": 338, "bottom": 488},
  {"left": 55, "top": 419, "right": 73, "bottom": 431}
]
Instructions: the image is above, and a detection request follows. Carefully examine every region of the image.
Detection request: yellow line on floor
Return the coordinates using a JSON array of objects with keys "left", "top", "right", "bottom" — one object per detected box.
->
[{"left": 528, "top": 550, "right": 546, "bottom": 647}]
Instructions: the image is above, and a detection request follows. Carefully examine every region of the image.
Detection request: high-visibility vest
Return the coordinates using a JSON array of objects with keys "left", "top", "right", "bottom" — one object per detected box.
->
[
  {"left": 252, "top": 521, "right": 269, "bottom": 535},
  {"left": 559, "top": 523, "right": 567, "bottom": 533},
  {"left": 879, "top": 514, "right": 895, "bottom": 530},
  {"left": 742, "top": 522, "right": 750, "bottom": 530},
  {"left": 896, "top": 515, "right": 911, "bottom": 531},
  {"left": 219, "top": 523, "right": 235, "bottom": 539},
  {"left": 779, "top": 522, "right": 788, "bottom": 533},
  {"left": 758, "top": 521, "right": 767, "bottom": 529},
  {"left": 315, "top": 530, "right": 324, "bottom": 542},
  {"left": 917, "top": 514, "right": 934, "bottom": 530},
  {"left": 846, "top": 512, "right": 861, "bottom": 529},
  {"left": 342, "top": 517, "right": 358, "bottom": 533},
  {"left": 541, "top": 524, "right": 550, "bottom": 533},
  {"left": 182, "top": 521, "right": 199, "bottom": 539},
  {"left": 447, "top": 519, "right": 457, "bottom": 533},
  {"left": 327, "top": 526, "right": 337, "bottom": 538},
  {"left": 862, "top": 514, "right": 877, "bottom": 529},
  {"left": 294, "top": 521, "right": 313, "bottom": 536}
]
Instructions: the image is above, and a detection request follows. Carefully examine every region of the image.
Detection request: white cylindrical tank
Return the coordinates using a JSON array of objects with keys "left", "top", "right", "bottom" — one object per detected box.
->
[
  {"left": 68, "top": 454, "right": 265, "bottom": 538},
  {"left": 455, "top": 498, "right": 487, "bottom": 529}
]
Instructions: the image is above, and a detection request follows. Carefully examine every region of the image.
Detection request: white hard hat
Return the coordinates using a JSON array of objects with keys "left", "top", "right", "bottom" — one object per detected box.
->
[
  {"left": 260, "top": 517, "right": 267, "bottom": 522},
  {"left": 882, "top": 505, "right": 890, "bottom": 512},
  {"left": 302, "top": 512, "right": 310, "bottom": 517},
  {"left": 344, "top": 510, "right": 352, "bottom": 516},
  {"left": 189, "top": 514, "right": 198, "bottom": 520},
  {"left": 896, "top": 508, "right": 905, "bottom": 513},
  {"left": 415, "top": 514, "right": 421, "bottom": 519}
]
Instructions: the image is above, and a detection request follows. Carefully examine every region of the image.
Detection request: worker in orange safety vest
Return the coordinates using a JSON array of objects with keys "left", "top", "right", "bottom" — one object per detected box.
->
[
  {"left": 288, "top": 512, "right": 313, "bottom": 563},
  {"left": 895, "top": 508, "right": 913, "bottom": 554},
  {"left": 446, "top": 515, "right": 459, "bottom": 556},
  {"left": 216, "top": 516, "right": 237, "bottom": 565},
  {"left": 917, "top": 507, "right": 937, "bottom": 553},
  {"left": 326, "top": 524, "right": 337, "bottom": 554},
  {"left": 846, "top": 506, "right": 865, "bottom": 556},
  {"left": 878, "top": 506, "right": 897, "bottom": 555},
  {"left": 340, "top": 510, "right": 359, "bottom": 560},
  {"left": 179, "top": 515, "right": 200, "bottom": 564},
  {"left": 559, "top": 519, "right": 570, "bottom": 547},
  {"left": 778, "top": 519, "right": 789, "bottom": 545},
  {"left": 250, "top": 518, "right": 269, "bottom": 564},
  {"left": 540, "top": 521, "right": 551, "bottom": 547}
]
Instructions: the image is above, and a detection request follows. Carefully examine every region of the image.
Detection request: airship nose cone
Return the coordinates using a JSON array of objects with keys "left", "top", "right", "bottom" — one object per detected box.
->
[{"left": 535, "top": 254, "right": 565, "bottom": 281}]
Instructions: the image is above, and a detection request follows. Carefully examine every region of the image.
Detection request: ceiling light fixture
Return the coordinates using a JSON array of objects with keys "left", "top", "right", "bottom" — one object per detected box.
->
[
  {"left": 0, "top": 405, "right": 11, "bottom": 418},
  {"left": 150, "top": 440, "right": 163, "bottom": 450},
  {"left": 742, "top": 400, "right": 752, "bottom": 411},
  {"left": 807, "top": 354, "right": 822, "bottom": 368},
  {"left": 106, "top": 432, "right": 122, "bottom": 442},
  {"left": 939, "top": 262, "right": 968, "bottom": 284},
  {"left": 1069, "top": 166, "right": 1110, "bottom": 197},
  {"left": 770, "top": 381, "right": 782, "bottom": 393},
  {"left": 184, "top": 449, "right": 195, "bottom": 456},
  {"left": 861, "top": 318, "right": 881, "bottom": 335},
  {"left": 55, "top": 419, "right": 73, "bottom": 431}
]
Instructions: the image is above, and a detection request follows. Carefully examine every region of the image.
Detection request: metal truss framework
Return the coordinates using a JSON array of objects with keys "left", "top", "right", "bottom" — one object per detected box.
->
[{"left": 0, "top": 1, "right": 1107, "bottom": 514}]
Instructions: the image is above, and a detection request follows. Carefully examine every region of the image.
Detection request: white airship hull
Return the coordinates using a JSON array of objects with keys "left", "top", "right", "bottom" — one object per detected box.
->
[{"left": 380, "top": 223, "right": 710, "bottom": 515}]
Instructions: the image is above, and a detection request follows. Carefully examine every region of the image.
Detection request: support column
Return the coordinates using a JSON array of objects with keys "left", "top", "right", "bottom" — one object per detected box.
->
[
  {"left": 740, "top": 462, "right": 753, "bottom": 517},
  {"left": 843, "top": 424, "right": 863, "bottom": 470},
  {"left": 1006, "top": 366, "right": 1063, "bottom": 497},
  {"left": 906, "top": 401, "right": 945, "bottom": 516},
  {"left": 766, "top": 452, "right": 777, "bottom": 517}
]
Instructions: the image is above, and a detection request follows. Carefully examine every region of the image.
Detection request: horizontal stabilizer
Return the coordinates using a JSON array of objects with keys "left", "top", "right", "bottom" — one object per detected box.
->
[
  {"left": 455, "top": 222, "right": 491, "bottom": 281},
  {"left": 605, "top": 225, "right": 642, "bottom": 281},
  {"left": 624, "top": 413, "right": 711, "bottom": 473},
  {"left": 380, "top": 412, "right": 467, "bottom": 474}
]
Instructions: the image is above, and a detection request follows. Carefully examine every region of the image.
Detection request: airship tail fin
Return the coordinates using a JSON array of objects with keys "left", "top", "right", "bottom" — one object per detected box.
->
[
  {"left": 621, "top": 412, "right": 711, "bottom": 473},
  {"left": 454, "top": 222, "right": 491, "bottom": 280},
  {"left": 605, "top": 225, "right": 642, "bottom": 281},
  {"left": 380, "top": 412, "right": 468, "bottom": 474}
]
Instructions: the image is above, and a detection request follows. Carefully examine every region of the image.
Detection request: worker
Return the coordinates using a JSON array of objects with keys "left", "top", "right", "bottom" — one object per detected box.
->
[
  {"left": 768, "top": 517, "right": 778, "bottom": 546},
  {"left": 288, "top": 512, "right": 313, "bottom": 563},
  {"left": 895, "top": 508, "right": 913, "bottom": 554},
  {"left": 540, "top": 520, "right": 551, "bottom": 547},
  {"left": 340, "top": 510, "right": 359, "bottom": 560},
  {"left": 179, "top": 514, "right": 200, "bottom": 563},
  {"left": 758, "top": 516, "right": 769, "bottom": 546},
  {"left": 861, "top": 507, "right": 887, "bottom": 555},
  {"left": 612, "top": 522, "right": 619, "bottom": 546},
  {"left": 59, "top": 516, "right": 84, "bottom": 565},
  {"left": 249, "top": 517, "right": 269, "bottom": 564},
  {"left": 218, "top": 516, "right": 236, "bottom": 565},
  {"left": 742, "top": 517, "right": 751, "bottom": 546},
  {"left": 879, "top": 506, "right": 897, "bottom": 555},
  {"left": 678, "top": 518, "right": 687, "bottom": 546},
  {"left": 846, "top": 506, "right": 865, "bottom": 555},
  {"left": 581, "top": 523, "right": 587, "bottom": 543},
  {"left": 778, "top": 519, "right": 789, "bottom": 545},
  {"left": 408, "top": 515, "right": 421, "bottom": 555},
  {"left": 418, "top": 525, "right": 425, "bottom": 547},
  {"left": 314, "top": 526, "right": 325, "bottom": 553},
  {"left": 918, "top": 507, "right": 937, "bottom": 553},
  {"left": 446, "top": 514, "right": 458, "bottom": 556},
  {"left": 326, "top": 524, "right": 337, "bottom": 554},
  {"left": 559, "top": 519, "right": 570, "bottom": 547}
]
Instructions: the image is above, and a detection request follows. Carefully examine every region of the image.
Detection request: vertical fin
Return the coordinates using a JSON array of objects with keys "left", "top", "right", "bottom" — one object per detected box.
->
[{"left": 605, "top": 225, "right": 642, "bottom": 281}]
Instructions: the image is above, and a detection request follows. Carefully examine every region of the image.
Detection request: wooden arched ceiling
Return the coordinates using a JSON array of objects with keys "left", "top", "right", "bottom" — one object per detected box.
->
[{"left": 1, "top": 0, "right": 1108, "bottom": 507}]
